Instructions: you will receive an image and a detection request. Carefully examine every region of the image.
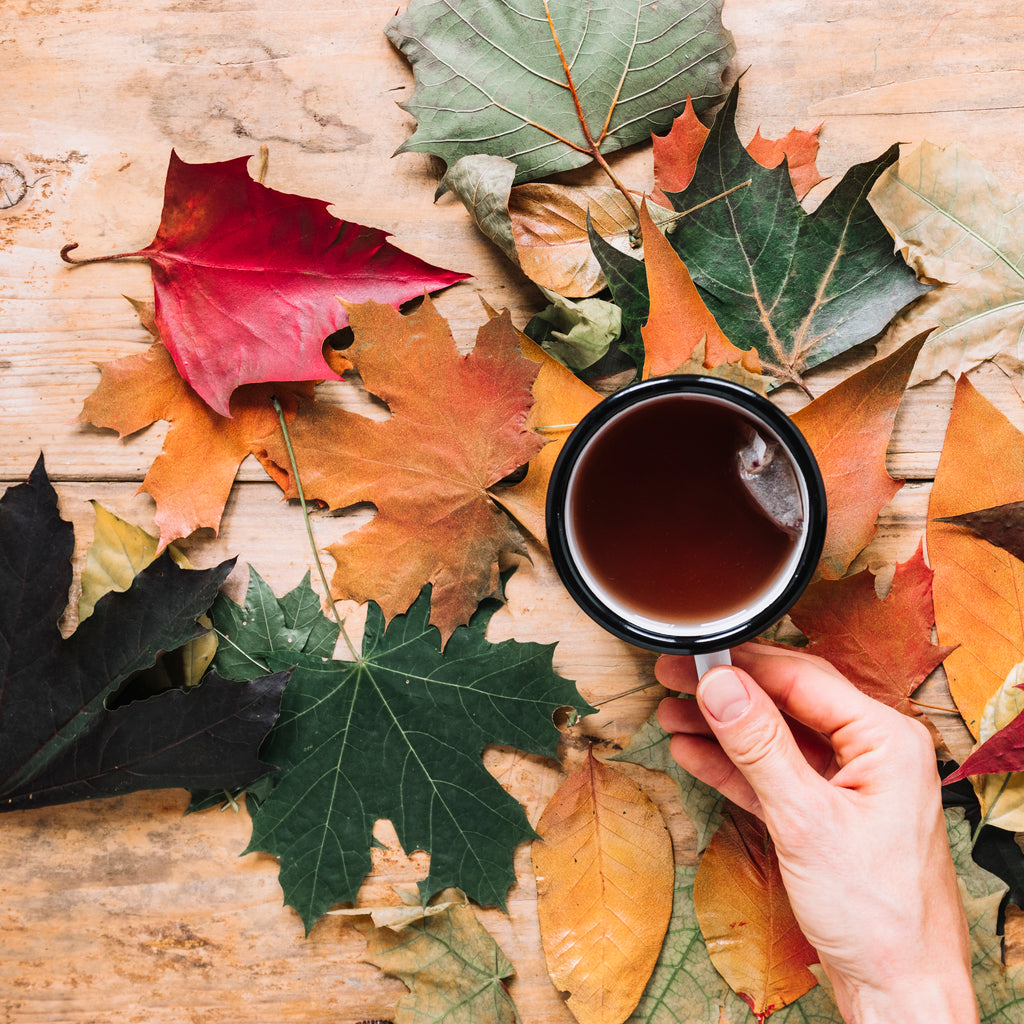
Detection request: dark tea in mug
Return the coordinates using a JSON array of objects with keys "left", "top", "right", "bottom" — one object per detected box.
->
[{"left": 546, "top": 376, "right": 826, "bottom": 654}]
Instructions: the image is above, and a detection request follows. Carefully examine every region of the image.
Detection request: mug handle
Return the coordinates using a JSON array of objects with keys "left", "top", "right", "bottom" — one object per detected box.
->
[{"left": 693, "top": 648, "right": 732, "bottom": 677}]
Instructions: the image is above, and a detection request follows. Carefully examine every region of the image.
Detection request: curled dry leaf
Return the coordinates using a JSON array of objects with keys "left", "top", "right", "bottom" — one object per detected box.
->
[
  {"left": 532, "top": 749, "right": 674, "bottom": 1024},
  {"left": 694, "top": 807, "right": 819, "bottom": 1019},
  {"left": 928, "top": 376, "right": 1024, "bottom": 735},
  {"left": 869, "top": 141, "right": 1024, "bottom": 388}
]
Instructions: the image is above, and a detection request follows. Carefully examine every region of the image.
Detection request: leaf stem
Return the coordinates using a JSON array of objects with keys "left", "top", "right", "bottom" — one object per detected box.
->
[
  {"left": 541, "top": 0, "right": 641, "bottom": 233},
  {"left": 909, "top": 697, "right": 961, "bottom": 714},
  {"left": 271, "top": 396, "right": 362, "bottom": 662},
  {"left": 60, "top": 242, "right": 151, "bottom": 265},
  {"left": 971, "top": 772, "right": 1012, "bottom": 850}
]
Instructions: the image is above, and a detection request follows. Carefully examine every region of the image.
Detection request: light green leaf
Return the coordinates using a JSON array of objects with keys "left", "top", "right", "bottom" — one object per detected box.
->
[
  {"left": 363, "top": 888, "right": 518, "bottom": 1024},
  {"left": 440, "top": 154, "right": 519, "bottom": 262},
  {"left": 528, "top": 288, "right": 621, "bottom": 370},
  {"left": 386, "top": 0, "right": 734, "bottom": 185}
]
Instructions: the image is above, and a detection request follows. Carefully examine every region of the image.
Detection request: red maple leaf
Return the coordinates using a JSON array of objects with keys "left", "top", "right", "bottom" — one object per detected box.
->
[
  {"left": 944, "top": 696, "right": 1024, "bottom": 784},
  {"left": 62, "top": 151, "right": 469, "bottom": 417},
  {"left": 787, "top": 541, "right": 955, "bottom": 714}
]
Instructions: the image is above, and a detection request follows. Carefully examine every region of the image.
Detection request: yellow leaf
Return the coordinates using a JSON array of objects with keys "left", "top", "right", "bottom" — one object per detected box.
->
[
  {"left": 928, "top": 375, "right": 1024, "bottom": 735},
  {"left": 532, "top": 749, "right": 674, "bottom": 1024},
  {"left": 694, "top": 807, "right": 819, "bottom": 1018},
  {"left": 78, "top": 503, "right": 215, "bottom": 686}
]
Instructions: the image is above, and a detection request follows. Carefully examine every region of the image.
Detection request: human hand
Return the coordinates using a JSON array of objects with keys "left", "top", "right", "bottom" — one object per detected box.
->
[{"left": 656, "top": 643, "right": 978, "bottom": 1024}]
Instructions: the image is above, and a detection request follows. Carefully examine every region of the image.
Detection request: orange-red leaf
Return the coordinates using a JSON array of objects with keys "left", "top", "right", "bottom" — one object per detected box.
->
[
  {"left": 652, "top": 98, "right": 825, "bottom": 204},
  {"left": 532, "top": 749, "right": 674, "bottom": 1024},
  {"left": 255, "top": 298, "right": 545, "bottom": 642},
  {"left": 638, "top": 200, "right": 761, "bottom": 380},
  {"left": 694, "top": 807, "right": 818, "bottom": 1018},
  {"left": 928, "top": 375, "right": 1024, "bottom": 735},
  {"left": 788, "top": 541, "right": 954, "bottom": 714},
  {"left": 79, "top": 340, "right": 312, "bottom": 551},
  {"left": 791, "top": 333, "right": 926, "bottom": 579}
]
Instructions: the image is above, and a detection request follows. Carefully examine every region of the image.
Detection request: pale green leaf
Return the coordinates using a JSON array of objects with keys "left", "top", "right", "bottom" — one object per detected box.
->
[{"left": 386, "top": 0, "right": 734, "bottom": 184}]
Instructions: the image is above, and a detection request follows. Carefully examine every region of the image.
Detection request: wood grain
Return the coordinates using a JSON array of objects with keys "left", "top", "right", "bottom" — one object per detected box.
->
[{"left": 2, "top": 0, "right": 1023, "bottom": 1019}]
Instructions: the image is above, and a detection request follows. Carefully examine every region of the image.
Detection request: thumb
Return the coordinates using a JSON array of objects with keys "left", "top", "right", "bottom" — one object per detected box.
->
[{"left": 697, "top": 664, "right": 821, "bottom": 815}]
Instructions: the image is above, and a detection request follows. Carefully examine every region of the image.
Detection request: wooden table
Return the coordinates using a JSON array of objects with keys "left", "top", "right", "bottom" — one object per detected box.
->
[{"left": 3, "top": 1, "right": 1023, "bottom": 1020}]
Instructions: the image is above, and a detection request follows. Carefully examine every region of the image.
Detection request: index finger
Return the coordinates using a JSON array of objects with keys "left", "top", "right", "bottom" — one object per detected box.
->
[{"left": 657, "top": 643, "right": 888, "bottom": 740}]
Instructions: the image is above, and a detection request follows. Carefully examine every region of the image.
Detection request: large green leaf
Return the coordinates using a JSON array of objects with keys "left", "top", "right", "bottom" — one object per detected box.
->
[
  {"left": 386, "top": 0, "right": 734, "bottom": 185},
  {"left": 211, "top": 569, "right": 593, "bottom": 932},
  {"left": 662, "top": 83, "right": 930, "bottom": 388}
]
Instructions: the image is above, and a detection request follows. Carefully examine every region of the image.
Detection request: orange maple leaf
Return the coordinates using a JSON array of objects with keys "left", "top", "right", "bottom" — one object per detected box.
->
[
  {"left": 255, "top": 298, "right": 546, "bottom": 642},
  {"left": 791, "top": 333, "right": 927, "bottom": 579},
  {"left": 651, "top": 96, "right": 826, "bottom": 205},
  {"left": 79, "top": 339, "right": 315, "bottom": 551},
  {"left": 929, "top": 375, "right": 1024, "bottom": 736},
  {"left": 788, "top": 541, "right": 954, "bottom": 715}
]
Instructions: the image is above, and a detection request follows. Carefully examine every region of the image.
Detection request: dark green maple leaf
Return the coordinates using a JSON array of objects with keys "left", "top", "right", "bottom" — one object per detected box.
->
[
  {"left": 0, "top": 455, "right": 287, "bottom": 810},
  {"left": 210, "top": 568, "right": 594, "bottom": 932},
  {"left": 659, "top": 83, "right": 931, "bottom": 389},
  {"left": 386, "top": 0, "right": 734, "bottom": 186}
]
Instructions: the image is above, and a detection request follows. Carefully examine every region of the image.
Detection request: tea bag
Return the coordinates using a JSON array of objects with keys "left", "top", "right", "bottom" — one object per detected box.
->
[{"left": 736, "top": 427, "right": 803, "bottom": 534}]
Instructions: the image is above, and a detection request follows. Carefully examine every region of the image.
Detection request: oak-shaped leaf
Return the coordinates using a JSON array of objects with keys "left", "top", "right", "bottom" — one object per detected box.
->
[
  {"left": 63, "top": 151, "right": 468, "bottom": 416},
  {"left": 209, "top": 568, "right": 594, "bottom": 933},
  {"left": 662, "top": 83, "right": 930, "bottom": 388},
  {"left": 256, "top": 298, "right": 546, "bottom": 642},
  {"left": 532, "top": 749, "right": 674, "bottom": 1024},
  {"left": 0, "top": 456, "right": 286, "bottom": 811},
  {"left": 788, "top": 541, "right": 954, "bottom": 715},
  {"left": 79, "top": 331, "right": 315, "bottom": 550},
  {"left": 386, "top": 0, "right": 734, "bottom": 186}
]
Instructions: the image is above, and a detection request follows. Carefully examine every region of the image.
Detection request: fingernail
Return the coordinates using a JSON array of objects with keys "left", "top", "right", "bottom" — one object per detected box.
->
[{"left": 699, "top": 668, "right": 751, "bottom": 723}]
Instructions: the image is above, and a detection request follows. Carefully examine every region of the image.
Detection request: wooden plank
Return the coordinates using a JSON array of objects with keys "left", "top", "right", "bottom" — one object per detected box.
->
[{"left": 3, "top": 0, "right": 1023, "bottom": 1020}]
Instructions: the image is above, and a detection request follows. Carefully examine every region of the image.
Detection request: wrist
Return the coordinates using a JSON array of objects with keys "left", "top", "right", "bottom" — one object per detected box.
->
[{"left": 827, "top": 964, "right": 978, "bottom": 1024}]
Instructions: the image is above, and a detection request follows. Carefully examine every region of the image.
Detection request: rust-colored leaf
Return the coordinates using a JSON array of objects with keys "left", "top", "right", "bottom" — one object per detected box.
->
[
  {"left": 788, "top": 541, "right": 954, "bottom": 715},
  {"left": 694, "top": 806, "right": 818, "bottom": 1019},
  {"left": 532, "top": 749, "right": 674, "bottom": 1024},
  {"left": 928, "top": 375, "right": 1024, "bottom": 736},
  {"left": 638, "top": 200, "right": 761, "bottom": 380},
  {"left": 652, "top": 97, "right": 826, "bottom": 204},
  {"left": 935, "top": 499, "right": 1024, "bottom": 564},
  {"left": 255, "top": 298, "right": 545, "bottom": 642},
  {"left": 79, "top": 339, "right": 312, "bottom": 551},
  {"left": 791, "top": 332, "right": 927, "bottom": 579}
]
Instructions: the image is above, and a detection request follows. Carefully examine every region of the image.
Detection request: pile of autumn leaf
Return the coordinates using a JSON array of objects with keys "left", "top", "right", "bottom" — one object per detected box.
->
[{"left": 7, "top": 0, "right": 1024, "bottom": 1021}]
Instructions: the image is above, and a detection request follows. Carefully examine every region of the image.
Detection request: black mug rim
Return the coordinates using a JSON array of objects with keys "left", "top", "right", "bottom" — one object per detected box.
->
[{"left": 545, "top": 374, "right": 828, "bottom": 654}]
